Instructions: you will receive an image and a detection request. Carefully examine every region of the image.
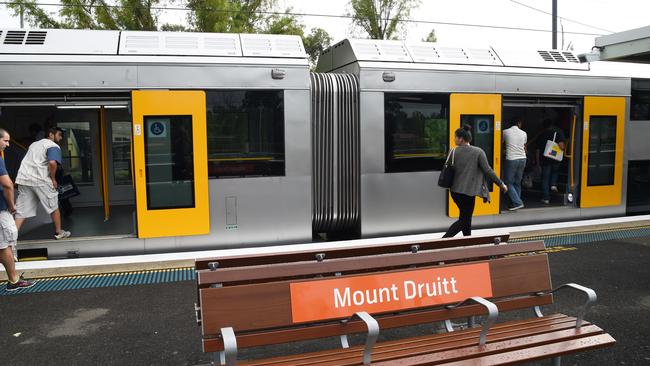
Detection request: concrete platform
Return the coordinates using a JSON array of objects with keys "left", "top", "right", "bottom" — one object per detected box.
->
[{"left": 1, "top": 236, "right": 649, "bottom": 365}]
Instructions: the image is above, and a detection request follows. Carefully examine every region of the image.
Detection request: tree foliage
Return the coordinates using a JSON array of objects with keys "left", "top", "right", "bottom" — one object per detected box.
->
[
  {"left": 422, "top": 29, "right": 436, "bottom": 42},
  {"left": 7, "top": 0, "right": 331, "bottom": 68},
  {"left": 349, "top": 0, "right": 420, "bottom": 40},
  {"left": 7, "top": 0, "right": 160, "bottom": 30}
]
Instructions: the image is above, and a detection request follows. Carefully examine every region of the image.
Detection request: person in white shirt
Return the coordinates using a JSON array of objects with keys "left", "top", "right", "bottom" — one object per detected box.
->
[
  {"left": 14, "top": 127, "right": 71, "bottom": 240},
  {"left": 502, "top": 118, "right": 528, "bottom": 211}
]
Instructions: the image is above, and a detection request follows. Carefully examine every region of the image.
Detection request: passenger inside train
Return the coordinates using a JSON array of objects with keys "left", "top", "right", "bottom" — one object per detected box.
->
[
  {"left": 502, "top": 106, "right": 573, "bottom": 210},
  {"left": 0, "top": 102, "right": 135, "bottom": 243}
]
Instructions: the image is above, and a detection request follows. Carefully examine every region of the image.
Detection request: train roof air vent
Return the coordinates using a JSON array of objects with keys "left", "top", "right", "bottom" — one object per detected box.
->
[
  {"left": 165, "top": 35, "right": 198, "bottom": 49},
  {"left": 404, "top": 42, "right": 503, "bottom": 66},
  {"left": 25, "top": 30, "right": 47, "bottom": 45},
  {"left": 538, "top": 50, "right": 580, "bottom": 63},
  {"left": 494, "top": 48, "right": 588, "bottom": 70},
  {"left": 240, "top": 34, "right": 307, "bottom": 58},
  {"left": 125, "top": 35, "right": 159, "bottom": 49},
  {"left": 4, "top": 30, "right": 26, "bottom": 45}
]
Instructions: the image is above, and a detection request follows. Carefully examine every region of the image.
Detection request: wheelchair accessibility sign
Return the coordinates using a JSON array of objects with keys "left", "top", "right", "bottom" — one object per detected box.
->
[{"left": 147, "top": 119, "right": 168, "bottom": 138}]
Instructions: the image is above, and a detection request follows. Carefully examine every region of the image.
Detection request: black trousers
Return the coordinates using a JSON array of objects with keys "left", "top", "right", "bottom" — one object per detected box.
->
[{"left": 443, "top": 192, "right": 476, "bottom": 238}]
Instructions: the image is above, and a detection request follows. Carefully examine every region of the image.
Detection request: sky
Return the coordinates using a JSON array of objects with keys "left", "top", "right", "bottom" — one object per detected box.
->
[{"left": 1, "top": 0, "right": 649, "bottom": 54}]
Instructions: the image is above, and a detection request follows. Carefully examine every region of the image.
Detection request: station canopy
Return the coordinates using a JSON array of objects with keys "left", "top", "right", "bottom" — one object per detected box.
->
[{"left": 595, "top": 25, "right": 650, "bottom": 63}]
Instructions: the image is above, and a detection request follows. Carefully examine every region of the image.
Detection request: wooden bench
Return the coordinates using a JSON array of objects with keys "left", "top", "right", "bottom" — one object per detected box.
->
[{"left": 194, "top": 235, "right": 615, "bottom": 365}]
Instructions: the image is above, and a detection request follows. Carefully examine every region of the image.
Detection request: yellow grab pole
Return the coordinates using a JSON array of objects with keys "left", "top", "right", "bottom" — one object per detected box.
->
[{"left": 100, "top": 107, "right": 110, "bottom": 221}]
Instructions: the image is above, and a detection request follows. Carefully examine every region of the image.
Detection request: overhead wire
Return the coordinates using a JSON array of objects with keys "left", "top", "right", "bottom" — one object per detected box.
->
[
  {"left": 0, "top": 1, "right": 607, "bottom": 36},
  {"left": 507, "top": 0, "right": 614, "bottom": 33}
]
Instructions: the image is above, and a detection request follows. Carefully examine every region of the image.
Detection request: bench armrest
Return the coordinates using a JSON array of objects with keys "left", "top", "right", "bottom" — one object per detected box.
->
[
  {"left": 340, "top": 311, "right": 379, "bottom": 365},
  {"left": 445, "top": 296, "right": 499, "bottom": 346},
  {"left": 219, "top": 327, "right": 237, "bottom": 366},
  {"left": 536, "top": 283, "right": 597, "bottom": 328}
]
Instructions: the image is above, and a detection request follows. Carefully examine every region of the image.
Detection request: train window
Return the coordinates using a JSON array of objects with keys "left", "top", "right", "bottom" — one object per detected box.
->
[
  {"left": 631, "top": 80, "right": 650, "bottom": 121},
  {"left": 626, "top": 160, "right": 650, "bottom": 215},
  {"left": 144, "top": 115, "right": 195, "bottom": 210},
  {"left": 587, "top": 116, "right": 617, "bottom": 186},
  {"left": 205, "top": 90, "right": 285, "bottom": 178},
  {"left": 385, "top": 93, "right": 449, "bottom": 173},
  {"left": 111, "top": 120, "right": 132, "bottom": 186}
]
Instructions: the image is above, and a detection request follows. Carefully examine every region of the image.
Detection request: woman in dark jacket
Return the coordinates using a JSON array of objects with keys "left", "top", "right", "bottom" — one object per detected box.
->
[{"left": 443, "top": 125, "right": 508, "bottom": 238}]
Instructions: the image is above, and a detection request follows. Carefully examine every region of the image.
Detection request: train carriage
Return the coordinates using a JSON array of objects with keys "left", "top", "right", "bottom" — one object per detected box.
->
[{"left": 1, "top": 28, "right": 649, "bottom": 258}]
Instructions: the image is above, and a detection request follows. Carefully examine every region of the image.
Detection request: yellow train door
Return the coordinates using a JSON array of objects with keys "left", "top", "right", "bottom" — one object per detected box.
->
[
  {"left": 131, "top": 90, "right": 210, "bottom": 238},
  {"left": 580, "top": 96, "right": 626, "bottom": 208},
  {"left": 448, "top": 94, "right": 502, "bottom": 217}
]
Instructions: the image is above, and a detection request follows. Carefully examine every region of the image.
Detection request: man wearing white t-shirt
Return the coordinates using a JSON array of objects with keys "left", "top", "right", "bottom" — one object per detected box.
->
[
  {"left": 15, "top": 127, "right": 71, "bottom": 240},
  {"left": 502, "top": 118, "right": 527, "bottom": 211}
]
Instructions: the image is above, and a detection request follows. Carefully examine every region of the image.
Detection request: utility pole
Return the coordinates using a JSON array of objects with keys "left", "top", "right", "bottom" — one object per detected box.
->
[
  {"left": 19, "top": 5, "right": 24, "bottom": 28},
  {"left": 552, "top": 0, "right": 557, "bottom": 49}
]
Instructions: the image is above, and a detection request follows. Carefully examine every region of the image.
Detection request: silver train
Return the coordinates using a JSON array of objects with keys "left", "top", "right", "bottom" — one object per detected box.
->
[{"left": 0, "top": 29, "right": 649, "bottom": 258}]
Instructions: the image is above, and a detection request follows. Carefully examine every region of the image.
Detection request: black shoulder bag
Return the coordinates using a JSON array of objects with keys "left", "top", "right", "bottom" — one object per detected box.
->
[{"left": 437, "top": 148, "right": 455, "bottom": 189}]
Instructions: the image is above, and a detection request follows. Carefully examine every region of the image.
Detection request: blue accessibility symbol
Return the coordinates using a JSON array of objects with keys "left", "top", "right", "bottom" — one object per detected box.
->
[
  {"left": 478, "top": 120, "right": 489, "bottom": 132},
  {"left": 151, "top": 122, "right": 165, "bottom": 136}
]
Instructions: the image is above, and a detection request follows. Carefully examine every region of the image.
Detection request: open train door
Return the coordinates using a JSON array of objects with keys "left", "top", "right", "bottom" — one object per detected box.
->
[
  {"left": 131, "top": 90, "right": 210, "bottom": 238},
  {"left": 449, "top": 94, "right": 502, "bottom": 217},
  {"left": 579, "top": 96, "right": 626, "bottom": 208}
]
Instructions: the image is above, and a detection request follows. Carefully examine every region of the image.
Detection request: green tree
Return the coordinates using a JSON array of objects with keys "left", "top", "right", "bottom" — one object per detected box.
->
[
  {"left": 7, "top": 0, "right": 163, "bottom": 30},
  {"left": 422, "top": 28, "right": 436, "bottom": 42},
  {"left": 303, "top": 27, "right": 332, "bottom": 68},
  {"left": 186, "top": 0, "right": 269, "bottom": 33},
  {"left": 349, "top": 0, "right": 421, "bottom": 40}
]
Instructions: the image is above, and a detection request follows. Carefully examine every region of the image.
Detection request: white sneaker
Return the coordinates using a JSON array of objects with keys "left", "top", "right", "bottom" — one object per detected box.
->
[
  {"left": 509, "top": 204, "right": 525, "bottom": 211},
  {"left": 54, "top": 230, "right": 71, "bottom": 240},
  {"left": 541, "top": 199, "right": 550, "bottom": 204},
  {"left": 550, "top": 186, "right": 559, "bottom": 193}
]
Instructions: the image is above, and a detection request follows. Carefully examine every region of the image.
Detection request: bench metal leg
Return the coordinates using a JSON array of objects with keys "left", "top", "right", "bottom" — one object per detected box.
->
[{"left": 551, "top": 356, "right": 561, "bottom": 366}]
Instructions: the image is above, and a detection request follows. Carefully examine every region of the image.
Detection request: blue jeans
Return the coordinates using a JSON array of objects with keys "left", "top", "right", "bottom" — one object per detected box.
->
[
  {"left": 505, "top": 159, "right": 526, "bottom": 207},
  {"left": 541, "top": 164, "right": 560, "bottom": 201}
]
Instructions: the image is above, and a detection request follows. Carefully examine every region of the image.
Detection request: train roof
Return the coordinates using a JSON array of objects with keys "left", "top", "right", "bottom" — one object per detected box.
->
[
  {"left": 0, "top": 28, "right": 309, "bottom": 66},
  {"left": 316, "top": 38, "right": 650, "bottom": 79}
]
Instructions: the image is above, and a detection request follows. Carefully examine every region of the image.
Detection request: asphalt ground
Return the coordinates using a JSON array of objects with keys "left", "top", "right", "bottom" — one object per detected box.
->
[{"left": 1, "top": 237, "right": 649, "bottom": 366}]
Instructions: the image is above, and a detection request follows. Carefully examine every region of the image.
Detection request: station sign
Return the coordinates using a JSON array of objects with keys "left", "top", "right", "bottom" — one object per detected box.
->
[{"left": 289, "top": 262, "right": 493, "bottom": 323}]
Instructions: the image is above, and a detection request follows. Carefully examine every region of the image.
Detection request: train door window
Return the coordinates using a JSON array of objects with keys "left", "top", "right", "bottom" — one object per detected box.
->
[
  {"left": 205, "top": 90, "right": 285, "bottom": 178},
  {"left": 631, "top": 79, "right": 650, "bottom": 121},
  {"left": 58, "top": 121, "right": 94, "bottom": 185},
  {"left": 587, "top": 116, "right": 616, "bottom": 186},
  {"left": 384, "top": 93, "right": 449, "bottom": 173},
  {"left": 460, "top": 115, "right": 494, "bottom": 167},
  {"left": 144, "top": 115, "right": 195, "bottom": 210}
]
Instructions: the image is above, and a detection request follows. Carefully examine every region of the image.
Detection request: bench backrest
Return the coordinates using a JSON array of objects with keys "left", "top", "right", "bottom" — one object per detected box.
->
[
  {"left": 197, "top": 238, "right": 552, "bottom": 353},
  {"left": 194, "top": 234, "right": 509, "bottom": 270}
]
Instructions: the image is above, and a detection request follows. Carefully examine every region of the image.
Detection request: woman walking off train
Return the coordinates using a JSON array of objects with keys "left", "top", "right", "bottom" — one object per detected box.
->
[{"left": 442, "top": 125, "right": 508, "bottom": 238}]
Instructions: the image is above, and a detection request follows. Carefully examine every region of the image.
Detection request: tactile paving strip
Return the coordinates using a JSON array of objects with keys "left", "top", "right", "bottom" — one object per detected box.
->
[{"left": 2, "top": 225, "right": 649, "bottom": 295}]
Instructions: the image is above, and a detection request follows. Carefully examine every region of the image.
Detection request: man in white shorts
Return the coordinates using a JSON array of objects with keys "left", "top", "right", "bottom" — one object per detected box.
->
[
  {"left": 15, "top": 126, "right": 71, "bottom": 240},
  {"left": 0, "top": 128, "right": 34, "bottom": 290}
]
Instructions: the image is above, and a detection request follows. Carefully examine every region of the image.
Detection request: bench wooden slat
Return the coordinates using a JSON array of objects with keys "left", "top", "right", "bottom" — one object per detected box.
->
[
  {"left": 202, "top": 294, "right": 556, "bottom": 352},
  {"left": 194, "top": 235, "right": 510, "bottom": 270},
  {"left": 197, "top": 241, "right": 545, "bottom": 287},
  {"left": 434, "top": 333, "right": 616, "bottom": 366},
  {"left": 241, "top": 315, "right": 587, "bottom": 366},
  {"left": 200, "top": 254, "right": 551, "bottom": 335}
]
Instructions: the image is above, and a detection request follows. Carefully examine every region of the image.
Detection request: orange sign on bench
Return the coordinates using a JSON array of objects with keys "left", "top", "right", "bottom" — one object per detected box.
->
[{"left": 290, "top": 262, "right": 493, "bottom": 323}]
